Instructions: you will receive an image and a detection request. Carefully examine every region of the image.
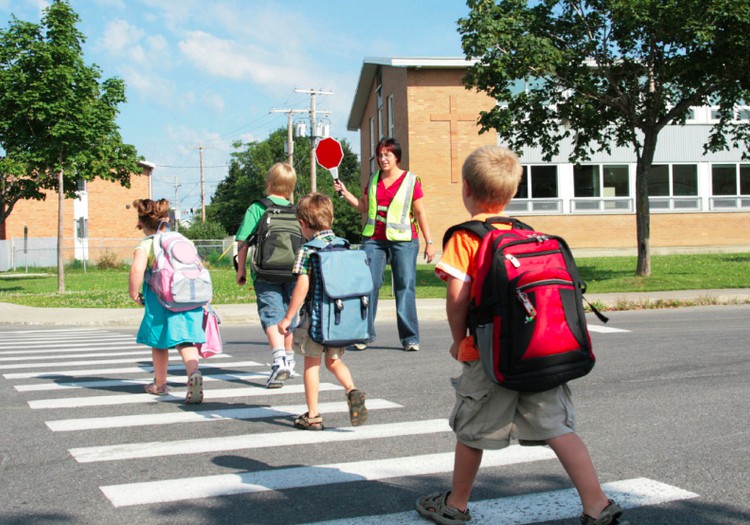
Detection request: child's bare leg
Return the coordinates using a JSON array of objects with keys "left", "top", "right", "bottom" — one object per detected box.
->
[
  {"left": 151, "top": 348, "right": 169, "bottom": 385},
  {"left": 303, "top": 356, "right": 322, "bottom": 416},
  {"left": 284, "top": 332, "right": 293, "bottom": 352},
  {"left": 325, "top": 356, "right": 355, "bottom": 392},
  {"left": 177, "top": 344, "right": 200, "bottom": 376},
  {"left": 447, "top": 441, "right": 483, "bottom": 512},
  {"left": 547, "top": 432, "right": 610, "bottom": 518},
  {"left": 266, "top": 325, "right": 286, "bottom": 350}
]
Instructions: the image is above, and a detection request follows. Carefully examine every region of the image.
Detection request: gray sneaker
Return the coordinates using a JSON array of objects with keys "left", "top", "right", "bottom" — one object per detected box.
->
[
  {"left": 267, "top": 359, "right": 290, "bottom": 389},
  {"left": 404, "top": 343, "right": 420, "bottom": 352}
]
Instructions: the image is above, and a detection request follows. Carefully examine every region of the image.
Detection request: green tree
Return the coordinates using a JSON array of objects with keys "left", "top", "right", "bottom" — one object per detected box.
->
[
  {"left": 459, "top": 0, "right": 750, "bottom": 276},
  {"left": 0, "top": 0, "right": 141, "bottom": 290},
  {"left": 208, "top": 128, "right": 363, "bottom": 242}
]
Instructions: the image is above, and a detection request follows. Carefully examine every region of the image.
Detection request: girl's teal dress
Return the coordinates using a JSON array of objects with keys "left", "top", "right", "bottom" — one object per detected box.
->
[{"left": 135, "top": 236, "right": 206, "bottom": 349}]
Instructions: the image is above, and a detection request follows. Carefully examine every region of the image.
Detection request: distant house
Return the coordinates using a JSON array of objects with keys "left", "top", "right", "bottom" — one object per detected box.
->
[
  {"left": 347, "top": 57, "right": 750, "bottom": 256},
  {"left": 0, "top": 161, "right": 154, "bottom": 270}
]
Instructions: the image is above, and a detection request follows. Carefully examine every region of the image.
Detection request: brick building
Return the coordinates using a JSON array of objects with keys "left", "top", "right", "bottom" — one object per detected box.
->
[
  {"left": 0, "top": 162, "right": 153, "bottom": 269},
  {"left": 347, "top": 57, "right": 750, "bottom": 256}
]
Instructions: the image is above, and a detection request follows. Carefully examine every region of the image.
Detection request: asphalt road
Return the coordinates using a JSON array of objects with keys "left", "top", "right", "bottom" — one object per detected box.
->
[{"left": 0, "top": 306, "right": 748, "bottom": 525}]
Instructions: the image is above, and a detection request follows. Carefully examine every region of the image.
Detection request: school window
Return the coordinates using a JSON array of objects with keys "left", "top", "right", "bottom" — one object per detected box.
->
[
  {"left": 572, "top": 164, "right": 631, "bottom": 212},
  {"left": 387, "top": 94, "right": 394, "bottom": 137},
  {"left": 376, "top": 74, "right": 384, "bottom": 139},
  {"left": 369, "top": 117, "right": 376, "bottom": 174},
  {"left": 648, "top": 164, "right": 700, "bottom": 211},
  {"left": 507, "top": 165, "right": 561, "bottom": 213},
  {"left": 710, "top": 163, "right": 750, "bottom": 210}
]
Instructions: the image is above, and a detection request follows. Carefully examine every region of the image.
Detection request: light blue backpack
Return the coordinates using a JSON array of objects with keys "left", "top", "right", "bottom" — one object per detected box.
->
[{"left": 305, "top": 237, "right": 373, "bottom": 346}]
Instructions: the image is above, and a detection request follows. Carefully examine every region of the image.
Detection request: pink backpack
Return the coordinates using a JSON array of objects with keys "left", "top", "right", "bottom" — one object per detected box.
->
[{"left": 148, "top": 228, "right": 213, "bottom": 312}]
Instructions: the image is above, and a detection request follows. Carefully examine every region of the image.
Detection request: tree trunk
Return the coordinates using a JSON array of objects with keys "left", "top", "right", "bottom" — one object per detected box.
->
[
  {"left": 635, "top": 132, "right": 658, "bottom": 277},
  {"left": 57, "top": 168, "right": 65, "bottom": 293}
]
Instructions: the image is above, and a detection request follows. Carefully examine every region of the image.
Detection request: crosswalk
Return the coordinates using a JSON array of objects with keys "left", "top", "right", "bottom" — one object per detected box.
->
[{"left": 2, "top": 326, "right": 697, "bottom": 523}]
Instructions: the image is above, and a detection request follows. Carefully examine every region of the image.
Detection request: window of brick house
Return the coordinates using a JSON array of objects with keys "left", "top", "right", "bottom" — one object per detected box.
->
[{"left": 507, "top": 165, "right": 561, "bottom": 213}]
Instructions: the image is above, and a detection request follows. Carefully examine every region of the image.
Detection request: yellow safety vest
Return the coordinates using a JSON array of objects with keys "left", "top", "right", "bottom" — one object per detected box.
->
[{"left": 362, "top": 170, "right": 417, "bottom": 241}]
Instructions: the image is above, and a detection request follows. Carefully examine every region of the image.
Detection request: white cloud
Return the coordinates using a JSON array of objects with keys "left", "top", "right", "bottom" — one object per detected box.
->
[
  {"left": 178, "top": 30, "right": 309, "bottom": 88},
  {"left": 202, "top": 93, "right": 225, "bottom": 113}
]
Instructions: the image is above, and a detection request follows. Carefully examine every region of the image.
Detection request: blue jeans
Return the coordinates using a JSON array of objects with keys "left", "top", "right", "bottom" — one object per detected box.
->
[
  {"left": 363, "top": 238, "right": 420, "bottom": 346},
  {"left": 254, "top": 278, "right": 297, "bottom": 331}
]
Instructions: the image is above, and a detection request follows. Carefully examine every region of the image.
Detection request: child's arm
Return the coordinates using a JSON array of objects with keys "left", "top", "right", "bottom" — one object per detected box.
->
[
  {"left": 235, "top": 241, "right": 249, "bottom": 286},
  {"left": 128, "top": 248, "right": 148, "bottom": 306},
  {"left": 446, "top": 275, "right": 471, "bottom": 360},
  {"left": 278, "top": 274, "right": 310, "bottom": 335}
]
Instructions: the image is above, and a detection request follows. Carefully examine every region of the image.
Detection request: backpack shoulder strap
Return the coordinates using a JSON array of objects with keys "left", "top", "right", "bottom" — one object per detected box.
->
[
  {"left": 305, "top": 237, "right": 349, "bottom": 250},
  {"left": 304, "top": 238, "right": 327, "bottom": 250},
  {"left": 442, "top": 216, "right": 534, "bottom": 248}
]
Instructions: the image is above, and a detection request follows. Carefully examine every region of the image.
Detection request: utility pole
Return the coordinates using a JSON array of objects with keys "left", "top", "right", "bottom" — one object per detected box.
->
[
  {"left": 174, "top": 175, "right": 181, "bottom": 232},
  {"left": 270, "top": 108, "right": 308, "bottom": 166},
  {"left": 295, "top": 88, "right": 333, "bottom": 192},
  {"left": 198, "top": 143, "right": 206, "bottom": 223}
]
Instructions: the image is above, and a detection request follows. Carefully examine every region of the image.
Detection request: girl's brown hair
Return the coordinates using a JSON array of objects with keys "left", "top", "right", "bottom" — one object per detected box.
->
[{"left": 133, "top": 198, "right": 171, "bottom": 231}]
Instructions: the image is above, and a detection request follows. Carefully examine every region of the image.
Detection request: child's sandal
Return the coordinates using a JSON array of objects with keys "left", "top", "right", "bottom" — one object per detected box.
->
[
  {"left": 144, "top": 382, "right": 171, "bottom": 396},
  {"left": 293, "top": 412, "right": 324, "bottom": 430},
  {"left": 185, "top": 371, "right": 204, "bottom": 405},
  {"left": 416, "top": 491, "right": 471, "bottom": 525}
]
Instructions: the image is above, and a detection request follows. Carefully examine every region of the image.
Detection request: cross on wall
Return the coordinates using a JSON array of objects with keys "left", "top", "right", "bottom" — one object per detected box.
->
[{"left": 430, "top": 95, "right": 478, "bottom": 183}]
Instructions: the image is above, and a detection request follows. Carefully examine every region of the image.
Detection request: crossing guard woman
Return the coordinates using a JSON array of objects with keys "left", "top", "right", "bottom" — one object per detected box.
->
[{"left": 334, "top": 137, "right": 436, "bottom": 351}]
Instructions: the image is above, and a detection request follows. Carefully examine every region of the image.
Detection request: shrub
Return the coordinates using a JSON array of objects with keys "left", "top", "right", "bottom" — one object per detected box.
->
[{"left": 96, "top": 251, "right": 124, "bottom": 270}]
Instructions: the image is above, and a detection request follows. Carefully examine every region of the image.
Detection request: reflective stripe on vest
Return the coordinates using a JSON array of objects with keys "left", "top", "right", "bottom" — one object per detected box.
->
[{"left": 362, "top": 171, "right": 417, "bottom": 241}]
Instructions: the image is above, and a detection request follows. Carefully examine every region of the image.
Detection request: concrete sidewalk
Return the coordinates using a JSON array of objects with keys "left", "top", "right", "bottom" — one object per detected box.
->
[{"left": 1, "top": 289, "right": 749, "bottom": 328}]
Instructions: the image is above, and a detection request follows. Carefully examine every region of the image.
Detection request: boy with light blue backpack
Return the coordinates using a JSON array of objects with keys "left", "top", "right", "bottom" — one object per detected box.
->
[{"left": 278, "top": 192, "right": 369, "bottom": 431}]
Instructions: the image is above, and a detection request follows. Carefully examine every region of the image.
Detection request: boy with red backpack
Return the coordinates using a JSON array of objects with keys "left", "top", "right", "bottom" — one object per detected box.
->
[{"left": 416, "top": 146, "right": 628, "bottom": 525}]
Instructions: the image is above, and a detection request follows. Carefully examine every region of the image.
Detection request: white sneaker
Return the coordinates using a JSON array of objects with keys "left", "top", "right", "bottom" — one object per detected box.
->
[
  {"left": 267, "top": 358, "right": 290, "bottom": 389},
  {"left": 287, "top": 357, "right": 299, "bottom": 378}
]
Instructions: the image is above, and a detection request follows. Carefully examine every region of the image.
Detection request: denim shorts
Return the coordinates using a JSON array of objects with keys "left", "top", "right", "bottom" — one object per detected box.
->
[
  {"left": 449, "top": 360, "right": 576, "bottom": 450},
  {"left": 254, "top": 279, "right": 296, "bottom": 331}
]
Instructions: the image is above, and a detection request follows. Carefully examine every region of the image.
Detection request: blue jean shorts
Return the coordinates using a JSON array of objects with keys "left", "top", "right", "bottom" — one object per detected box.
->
[{"left": 254, "top": 279, "right": 296, "bottom": 331}]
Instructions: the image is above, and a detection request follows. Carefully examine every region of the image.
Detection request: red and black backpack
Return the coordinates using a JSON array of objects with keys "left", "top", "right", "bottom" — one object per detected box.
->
[{"left": 442, "top": 217, "right": 608, "bottom": 392}]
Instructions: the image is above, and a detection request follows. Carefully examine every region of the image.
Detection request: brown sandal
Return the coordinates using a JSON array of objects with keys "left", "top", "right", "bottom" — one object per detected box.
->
[
  {"left": 144, "top": 382, "right": 171, "bottom": 396},
  {"left": 293, "top": 412, "right": 324, "bottom": 430},
  {"left": 185, "top": 371, "right": 203, "bottom": 404}
]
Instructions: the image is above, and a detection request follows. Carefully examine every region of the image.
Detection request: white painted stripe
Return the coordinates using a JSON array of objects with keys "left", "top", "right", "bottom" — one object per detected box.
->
[
  {"left": 16, "top": 371, "right": 263, "bottom": 391},
  {"left": 311, "top": 478, "right": 699, "bottom": 525},
  {"left": 47, "top": 399, "right": 399, "bottom": 432},
  {"left": 100, "top": 446, "right": 557, "bottom": 507},
  {"left": 0, "top": 328, "right": 107, "bottom": 335},
  {"left": 71, "top": 405, "right": 413, "bottom": 462},
  {"left": 1, "top": 353, "right": 231, "bottom": 370},
  {"left": 0, "top": 337, "right": 135, "bottom": 350},
  {"left": 0, "top": 349, "right": 154, "bottom": 362},
  {"left": 30, "top": 383, "right": 341, "bottom": 409},
  {"left": 588, "top": 325, "right": 629, "bottom": 333},
  {"left": 3, "top": 360, "right": 261, "bottom": 379},
  {"left": 0, "top": 343, "right": 142, "bottom": 355}
]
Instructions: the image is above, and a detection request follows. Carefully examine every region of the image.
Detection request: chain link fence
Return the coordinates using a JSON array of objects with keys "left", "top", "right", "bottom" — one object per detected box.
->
[{"left": 0, "top": 237, "right": 235, "bottom": 272}]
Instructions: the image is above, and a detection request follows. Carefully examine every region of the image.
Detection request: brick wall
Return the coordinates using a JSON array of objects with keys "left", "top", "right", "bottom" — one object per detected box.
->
[{"left": 3, "top": 169, "right": 152, "bottom": 262}]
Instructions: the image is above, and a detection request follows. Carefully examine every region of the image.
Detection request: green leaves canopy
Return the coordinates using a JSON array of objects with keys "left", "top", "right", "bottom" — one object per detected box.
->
[
  {"left": 459, "top": 0, "right": 750, "bottom": 276},
  {"left": 0, "top": 0, "right": 141, "bottom": 225},
  {"left": 208, "top": 128, "right": 363, "bottom": 243}
]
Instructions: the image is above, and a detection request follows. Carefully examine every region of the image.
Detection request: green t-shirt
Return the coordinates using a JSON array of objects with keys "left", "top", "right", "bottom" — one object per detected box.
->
[{"left": 235, "top": 196, "right": 291, "bottom": 242}]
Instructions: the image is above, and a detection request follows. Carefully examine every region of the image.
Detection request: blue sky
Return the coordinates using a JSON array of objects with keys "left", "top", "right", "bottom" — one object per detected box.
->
[{"left": 0, "top": 0, "right": 471, "bottom": 214}]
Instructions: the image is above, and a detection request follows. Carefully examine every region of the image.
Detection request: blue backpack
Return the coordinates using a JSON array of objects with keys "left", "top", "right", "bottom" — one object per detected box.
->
[{"left": 305, "top": 237, "right": 373, "bottom": 346}]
